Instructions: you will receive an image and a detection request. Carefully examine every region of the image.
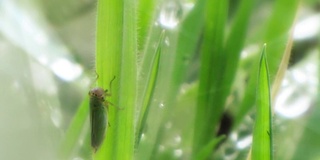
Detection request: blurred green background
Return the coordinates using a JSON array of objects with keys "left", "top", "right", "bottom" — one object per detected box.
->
[{"left": 0, "top": 0, "right": 320, "bottom": 159}]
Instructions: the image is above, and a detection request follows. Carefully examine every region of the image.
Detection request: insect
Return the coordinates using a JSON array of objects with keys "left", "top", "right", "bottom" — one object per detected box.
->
[{"left": 89, "top": 76, "right": 116, "bottom": 153}]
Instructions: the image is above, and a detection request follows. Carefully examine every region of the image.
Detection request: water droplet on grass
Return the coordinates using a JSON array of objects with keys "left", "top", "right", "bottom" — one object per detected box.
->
[
  {"left": 174, "top": 149, "right": 183, "bottom": 157},
  {"left": 165, "top": 36, "right": 170, "bottom": 46},
  {"left": 159, "top": 0, "right": 182, "bottom": 29}
]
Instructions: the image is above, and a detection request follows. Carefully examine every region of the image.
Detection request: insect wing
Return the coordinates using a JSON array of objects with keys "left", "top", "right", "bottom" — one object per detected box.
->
[{"left": 90, "top": 95, "right": 107, "bottom": 152}]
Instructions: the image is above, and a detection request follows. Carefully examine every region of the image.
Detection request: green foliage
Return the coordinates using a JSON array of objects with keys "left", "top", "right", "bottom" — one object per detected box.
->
[
  {"left": 4, "top": 0, "right": 320, "bottom": 160},
  {"left": 59, "top": 0, "right": 302, "bottom": 159}
]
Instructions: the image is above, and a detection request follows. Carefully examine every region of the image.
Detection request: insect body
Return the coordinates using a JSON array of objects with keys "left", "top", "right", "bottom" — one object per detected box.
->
[{"left": 89, "top": 76, "right": 115, "bottom": 153}]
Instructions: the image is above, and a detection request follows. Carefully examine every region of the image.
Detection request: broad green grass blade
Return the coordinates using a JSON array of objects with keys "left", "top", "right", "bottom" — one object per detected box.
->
[
  {"left": 136, "top": 31, "right": 163, "bottom": 144},
  {"left": 234, "top": 0, "right": 299, "bottom": 128},
  {"left": 115, "top": 0, "right": 137, "bottom": 158},
  {"left": 193, "top": 0, "right": 228, "bottom": 158},
  {"left": 94, "top": 0, "right": 137, "bottom": 159},
  {"left": 251, "top": 44, "right": 273, "bottom": 160},
  {"left": 94, "top": 0, "right": 122, "bottom": 159},
  {"left": 58, "top": 97, "right": 89, "bottom": 159}
]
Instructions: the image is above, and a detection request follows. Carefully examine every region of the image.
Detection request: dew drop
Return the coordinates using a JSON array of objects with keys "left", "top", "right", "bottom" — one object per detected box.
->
[
  {"left": 174, "top": 135, "right": 182, "bottom": 144},
  {"left": 164, "top": 36, "right": 170, "bottom": 46},
  {"left": 159, "top": 102, "right": 165, "bottom": 109},
  {"left": 174, "top": 149, "right": 183, "bottom": 157},
  {"left": 141, "top": 133, "right": 146, "bottom": 141},
  {"left": 159, "top": 0, "right": 183, "bottom": 29}
]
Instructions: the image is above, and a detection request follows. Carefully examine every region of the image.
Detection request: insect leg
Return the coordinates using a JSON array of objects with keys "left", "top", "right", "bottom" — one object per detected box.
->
[
  {"left": 104, "top": 100, "right": 123, "bottom": 110},
  {"left": 109, "top": 76, "right": 116, "bottom": 95}
]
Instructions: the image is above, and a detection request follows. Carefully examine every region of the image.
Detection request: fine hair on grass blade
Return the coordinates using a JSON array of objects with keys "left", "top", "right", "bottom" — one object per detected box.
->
[{"left": 136, "top": 31, "right": 164, "bottom": 145}]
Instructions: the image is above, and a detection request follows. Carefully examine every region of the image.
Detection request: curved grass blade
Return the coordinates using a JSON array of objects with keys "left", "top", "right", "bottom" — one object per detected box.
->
[
  {"left": 251, "top": 44, "right": 273, "bottom": 160},
  {"left": 137, "top": 0, "right": 208, "bottom": 159},
  {"left": 136, "top": 31, "right": 164, "bottom": 145}
]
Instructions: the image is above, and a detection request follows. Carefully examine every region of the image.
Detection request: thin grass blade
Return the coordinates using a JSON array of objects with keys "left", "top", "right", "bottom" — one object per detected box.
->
[
  {"left": 234, "top": 0, "right": 299, "bottom": 128},
  {"left": 221, "top": 0, "right": 255, "bottom": 102},
  {"left": 251, "top": 44, "right": 273, "bottom": 160},
  {"left": 193, "top": 0, "right": 228, "bottom": 158},
  {"left": 195, "top": 135, "right": 226, "bottom": 160},
  {"left": 136, "top": 31, "right": 163, "bottom": 144},
  {"left": 58, "top": 97, "right": 89, "bottom": 159}
]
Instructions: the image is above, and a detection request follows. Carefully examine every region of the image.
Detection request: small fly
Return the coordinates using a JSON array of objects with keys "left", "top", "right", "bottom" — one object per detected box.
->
[{"left": 89, "top": 76, "right": 116, "bottom": 153}]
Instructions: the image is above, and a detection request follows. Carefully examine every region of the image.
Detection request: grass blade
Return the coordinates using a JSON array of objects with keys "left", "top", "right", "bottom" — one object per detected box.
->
[
  {"left": 251, "top": 44, "right": 273, "bottom": 160},
  {"left": 58, "top": 97, "right": 89, "bottom": 159},
  {"left": 234, "top": 0, "right": 299, "bottom": 128},
  {"left": 195, "top": 135, "right": 226, "bottom": 160},
  {"left": 113, "top": 0, "right": 137, "bottom": 159},
  {"left": 94, "top": 0, "right": 137, "bottom": 159},
  {"left": 193, "top": 0, "right": 228, "bottom": 158},
  {"left": 221, "top": 0, "right": 255, "bottom": 101},
  {"left": 137, "top": 0, "right": 208, "bottom": 159},
  {"left": 136, "top": 31, "right": 163, "bottom": 145},
  {"left": 94, "top": 0, "right": 122, "bottom": 159}
]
